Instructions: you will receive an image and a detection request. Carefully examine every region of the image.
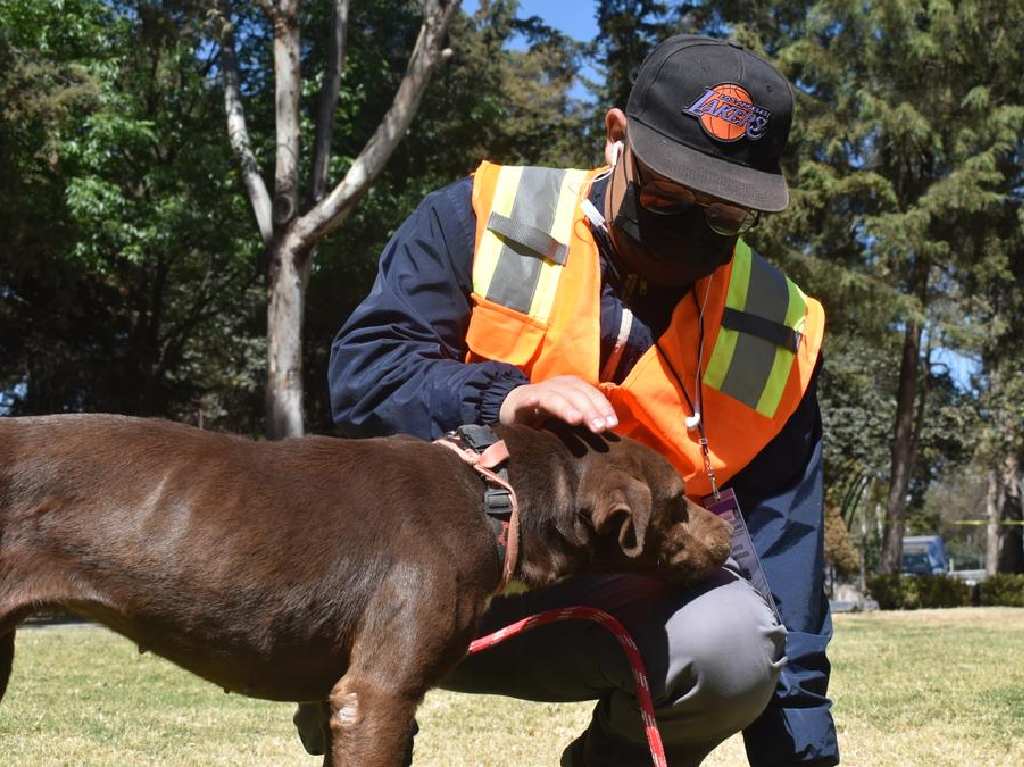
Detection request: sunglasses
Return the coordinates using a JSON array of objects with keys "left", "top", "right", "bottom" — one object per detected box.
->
[{"left": 632, "top": 156, "right": 759, "bottom": 237}]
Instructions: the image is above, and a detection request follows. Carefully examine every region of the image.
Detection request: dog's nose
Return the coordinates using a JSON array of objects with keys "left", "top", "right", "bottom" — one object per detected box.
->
[{"left": 666, "top": 510, "right": 732, "bottom": 578}]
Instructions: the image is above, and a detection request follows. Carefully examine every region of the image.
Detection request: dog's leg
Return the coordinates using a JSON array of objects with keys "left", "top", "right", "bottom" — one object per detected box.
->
[
  {"left": 294, "top": 700, "right": 332, "bottom": 756},
  {"left": 0, "top": 631, "right": 14, "bottom": 703},
  {"left": 325, "top": 672, "right": 419, "bottom": 767}
]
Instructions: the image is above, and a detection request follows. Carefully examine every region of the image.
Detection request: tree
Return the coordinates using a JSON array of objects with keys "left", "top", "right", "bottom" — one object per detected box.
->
[
  {"left": 1, "top": 0, "right": 587, "bottom": 430},
  {"left": 971, "top": 194, "right": 1024, "bottom": 574},
  {"left": 212, "top": 0, "right": 459, "bottom": 439},
  {"left": 824, "top": 504, "right": 860, "bottom": 579},
  {"left": 592, "top": 0, "right": 670, "bottom": 109},
  {"left": 298, "top": 0, "right": 593, "bottom": 430},
  {"left": 715, "top": 0, "right": 1024, "bottom": 573}
]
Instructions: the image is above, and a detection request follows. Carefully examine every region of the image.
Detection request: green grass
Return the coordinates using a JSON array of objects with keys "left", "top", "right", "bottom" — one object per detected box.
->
[{"left": 1, "top": 609, "right": 1022, "bottom": 766}]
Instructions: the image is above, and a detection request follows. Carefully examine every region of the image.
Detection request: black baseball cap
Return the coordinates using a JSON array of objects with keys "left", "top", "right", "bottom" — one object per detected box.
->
[{"left": 625, "top": 35, "right": 794, "bottom": 212}]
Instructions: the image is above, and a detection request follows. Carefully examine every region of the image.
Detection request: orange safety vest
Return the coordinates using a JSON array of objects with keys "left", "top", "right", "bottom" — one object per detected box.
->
[{"left": 466, "top": 162, "right": 825, "bottom": 498}]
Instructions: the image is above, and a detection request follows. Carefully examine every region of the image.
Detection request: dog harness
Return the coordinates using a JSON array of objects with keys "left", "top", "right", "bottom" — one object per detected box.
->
[{"left": 435, "top": 424, "right": 521, "bottom": 593}]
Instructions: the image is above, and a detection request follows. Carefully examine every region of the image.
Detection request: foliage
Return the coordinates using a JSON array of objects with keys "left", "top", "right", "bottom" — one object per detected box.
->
[
  {"left": 866, "top": 574, "right": 972, "bottom": 610},
  {"left": 0, "top": 0, "right": 264, "bottom": 428},
  {"left": 693, "top": 0, "right": 1024, "bottom": 573},
  {"left": 591, "top": 0, "right": 670, "bottom": 108},
  {"left": 0, "top": 1, "right": 589, "bottom": 432},
  {"left": 585, "top": 0, "right": 1024, "bottom": 572},
  {"left": 977, "top": 574, "right": 1024, "bottom": 608},
  {"left": 824, "top": 504, "right": 860, "bottom": 576}
]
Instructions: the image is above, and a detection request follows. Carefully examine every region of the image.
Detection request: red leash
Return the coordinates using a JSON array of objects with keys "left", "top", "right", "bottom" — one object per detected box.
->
[{"left": 468, "top": 606, "right": 668, "bottom": 767}]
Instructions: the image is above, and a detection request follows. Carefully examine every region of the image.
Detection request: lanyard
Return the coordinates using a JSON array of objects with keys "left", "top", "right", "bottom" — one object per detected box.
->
[
  {"left": 582, "top": 196, "right": 719, "bottom": 499},
  {"left": 654, "top": 281, "right": 719, "bottom": 500}
]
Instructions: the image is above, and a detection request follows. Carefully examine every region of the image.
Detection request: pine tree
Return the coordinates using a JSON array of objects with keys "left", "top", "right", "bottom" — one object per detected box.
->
[{"left": 703, "top": 0, "right": 1024, "bottom": 573}]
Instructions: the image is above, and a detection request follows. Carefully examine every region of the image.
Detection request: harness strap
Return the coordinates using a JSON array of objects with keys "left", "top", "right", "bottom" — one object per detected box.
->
[{"left": 435, "top": 426, "right": 521, "bottom": 593}]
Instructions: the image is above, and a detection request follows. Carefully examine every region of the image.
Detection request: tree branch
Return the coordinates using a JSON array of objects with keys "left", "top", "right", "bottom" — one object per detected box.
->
[
  {"left": 215, "top": 2, "right": 273, "bottom": 246},
  {"left": 289, "top": 0, "right": 460, "bottom": 253},
  {"left": 307, "top": 0, "right": 350, "bottom": 211},
  {"left": 272, "top": 0, "right": 301, "bottom": 228}
]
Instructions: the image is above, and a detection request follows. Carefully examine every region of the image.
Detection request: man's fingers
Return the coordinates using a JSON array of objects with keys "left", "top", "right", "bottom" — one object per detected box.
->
[
  {"left": 562, "top": 378, "right": 618, "bottom": 430},
  {"left": 500, "top": 377, "right": 619, "bottom": 432},
  {"left": 535, "top": 380, "right": 617, "bottom": 432},
  {"left": 525, "top": 389, "right": 586, "bottom": 426}
]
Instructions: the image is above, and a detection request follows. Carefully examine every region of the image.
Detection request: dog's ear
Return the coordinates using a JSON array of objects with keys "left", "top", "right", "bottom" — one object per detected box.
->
[{"left": 583, "top": 470, "right": 652, "bottom": 558}]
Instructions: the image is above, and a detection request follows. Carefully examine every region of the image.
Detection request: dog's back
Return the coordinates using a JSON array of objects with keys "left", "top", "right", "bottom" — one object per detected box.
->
[{"left": 0, "top": 414, "right": 495, "bottom": 703}]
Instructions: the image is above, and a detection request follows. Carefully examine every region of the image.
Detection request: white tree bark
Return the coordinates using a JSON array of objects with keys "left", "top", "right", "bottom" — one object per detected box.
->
[
  {"left": 266, "top": 248, "right": 309, "bottom": 439},
  {"left": 263, "top": 0, "right": 303, "bottom": 439},
  {"left": 216, "top": 3, "right": 273, "bottom": 246},
  {"left": 272, "top": 1, "right": 301, "bottom": 229},
  {"left": 987, "top": 466, "right": 1005, "bottom": 576}
]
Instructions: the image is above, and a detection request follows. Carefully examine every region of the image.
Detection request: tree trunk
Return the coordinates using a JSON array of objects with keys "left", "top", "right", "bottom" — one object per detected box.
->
[
  {"left": 266, "top": 237, "right": 310, "bottom": 440},
  {"left": 272, "top": 3, "right": 301, "bottom": 231},
  {"left": 999, "top": 454, "right": 1024, "bottom": 572},
  {"left": 989, "top": 453, "right": 1024, "bottom": 574},
  {"left": 880, "top": 317, "right": 923, "bottom": 574},
  {"left": 987, "top": 465, "right": 1004, "bottom": 576}
]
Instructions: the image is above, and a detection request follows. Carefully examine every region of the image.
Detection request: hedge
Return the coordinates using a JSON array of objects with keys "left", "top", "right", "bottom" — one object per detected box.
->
[
  {"left": 978, "top": 574, "right": 1024, "bottom": 607},
  {"left": 867, "top": 573, "right": 1024, "bottom": 609},
  {"left": 867, "top": 575, "right": 972, "bottom": 610}
]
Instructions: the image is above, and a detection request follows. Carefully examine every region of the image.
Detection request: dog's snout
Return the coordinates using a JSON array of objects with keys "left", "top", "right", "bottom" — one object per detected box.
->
[{"left": 664, "top": 505, "right": 732, "bottom": 578}]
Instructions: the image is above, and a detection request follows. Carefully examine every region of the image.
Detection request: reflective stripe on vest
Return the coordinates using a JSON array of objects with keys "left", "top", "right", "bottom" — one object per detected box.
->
[
  {"left": 703, "top": 242, "right": 809, "bottom": 418},
  {"left": 472, "top": 166, "right": 591, "bottom": 325}
]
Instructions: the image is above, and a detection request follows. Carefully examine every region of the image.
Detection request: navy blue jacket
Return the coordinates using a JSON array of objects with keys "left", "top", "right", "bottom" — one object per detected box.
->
[{"left": 328, "top": 175, "right": 839, "bottom": 766}]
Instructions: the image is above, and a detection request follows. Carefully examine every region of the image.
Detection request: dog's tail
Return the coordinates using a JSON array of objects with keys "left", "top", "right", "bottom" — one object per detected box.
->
[{"left": 0, "top": 631, "right": 14, "bottom": 703}]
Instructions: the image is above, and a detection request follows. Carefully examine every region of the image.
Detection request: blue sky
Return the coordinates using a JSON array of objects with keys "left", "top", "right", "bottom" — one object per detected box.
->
[
  {"left": 462, "top": 0, "right": 600, "bottom": 41},
  {"left": 461, "top": 0, "right": 601, "bottom": 100}
]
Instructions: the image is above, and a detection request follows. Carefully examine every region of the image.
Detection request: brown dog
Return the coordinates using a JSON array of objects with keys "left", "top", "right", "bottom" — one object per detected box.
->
[{"left": 0, "top": 414, "right": 731, "bottom": 766}]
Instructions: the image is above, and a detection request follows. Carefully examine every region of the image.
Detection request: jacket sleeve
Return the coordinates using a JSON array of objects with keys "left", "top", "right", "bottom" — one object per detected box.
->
[
  {"left": 731, "top": 361, "right": 840, "bottom": 767},
  {"left": 328, "top": 177, "right": 529, "bottom": 440}
]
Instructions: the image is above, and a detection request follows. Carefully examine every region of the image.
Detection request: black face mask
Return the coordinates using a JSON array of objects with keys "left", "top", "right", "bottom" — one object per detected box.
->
[{"left": 613, "top": 180, "right": 737, "bottom": 279}]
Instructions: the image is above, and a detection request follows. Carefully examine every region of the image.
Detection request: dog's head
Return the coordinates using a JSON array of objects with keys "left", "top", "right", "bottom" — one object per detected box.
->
[
  {"left": 560, "top": 428, "right": 732, "bottom": 583},
  {"left": 501, "top": 424, "right": 732, "bottom": 586}
]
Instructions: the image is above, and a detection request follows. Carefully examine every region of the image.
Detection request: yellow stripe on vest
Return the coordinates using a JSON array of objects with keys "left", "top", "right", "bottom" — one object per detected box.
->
[
  {"left": 706, "top": 242, "right": 808, "bottom": 418},
  {"left": 755, "top": 279, "right": 807, "bottom": 417},
  {"left": 474, "top": 165, "right": 523, "bottom": 299},
  {"left": 703, "top": 241, "right": 751, "bottom": 391},
  {"left": 529, "top": 169, "right": 589, "bottom": 323}
]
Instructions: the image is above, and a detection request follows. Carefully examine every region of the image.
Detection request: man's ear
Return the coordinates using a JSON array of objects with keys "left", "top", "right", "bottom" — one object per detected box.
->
[
  {"left": 585, "top": 470, "right": 652, "bottom": 558},
  {"left": 604, "top": 108, "right": 627, "bottom": 165}
]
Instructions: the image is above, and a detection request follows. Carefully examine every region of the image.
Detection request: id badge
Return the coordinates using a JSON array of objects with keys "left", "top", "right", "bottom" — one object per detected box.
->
[{"left": 702, "top": 489, "right": 782, "bottom": 624}]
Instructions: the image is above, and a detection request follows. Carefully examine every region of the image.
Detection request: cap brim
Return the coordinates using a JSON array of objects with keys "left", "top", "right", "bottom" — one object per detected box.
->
[{"left": 629, "top": 119, "right": 789, "bottom": 212}]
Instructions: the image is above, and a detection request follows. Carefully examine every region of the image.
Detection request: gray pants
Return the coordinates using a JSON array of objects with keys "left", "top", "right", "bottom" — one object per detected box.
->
[
  {"left": 295, "top": 565, "right": 785, "bottom": 766},
  {"left": 443, "top": 565, "right": 786, "bottom": 766}
]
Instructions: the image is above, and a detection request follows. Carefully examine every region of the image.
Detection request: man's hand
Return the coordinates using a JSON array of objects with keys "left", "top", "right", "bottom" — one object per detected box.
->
[{"left": 499, "top": 375, "right": 618, "bottom": 433}]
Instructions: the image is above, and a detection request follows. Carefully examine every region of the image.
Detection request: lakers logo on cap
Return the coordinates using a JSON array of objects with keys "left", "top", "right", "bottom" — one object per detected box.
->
[{"left": 684, "top": 84, "right": 771, "bottom": 142}]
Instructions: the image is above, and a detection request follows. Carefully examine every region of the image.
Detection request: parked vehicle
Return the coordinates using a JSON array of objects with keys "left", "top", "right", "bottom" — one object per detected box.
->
[{"left": 901, "top": 535, "right": 950, "bottom": 575}]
